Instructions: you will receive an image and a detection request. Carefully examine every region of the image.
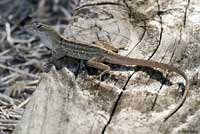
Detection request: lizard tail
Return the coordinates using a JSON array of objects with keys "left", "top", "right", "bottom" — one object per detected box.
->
[{"left": 104, "top": 53, "right": 189, "bottom": 122}]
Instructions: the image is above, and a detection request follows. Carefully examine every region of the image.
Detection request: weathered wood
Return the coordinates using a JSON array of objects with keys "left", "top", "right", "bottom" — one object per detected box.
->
[
  {"left": 13, "top": 0, "right": 200, "bottom": 134},
  {"left": 13, "top": 67, "right": 120, "bottom": 134}
]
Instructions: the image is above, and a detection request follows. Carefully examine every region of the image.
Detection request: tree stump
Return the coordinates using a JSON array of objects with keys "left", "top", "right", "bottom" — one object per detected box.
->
[{"left": 13, "top": 0, "right": 200, "bottom": 134}]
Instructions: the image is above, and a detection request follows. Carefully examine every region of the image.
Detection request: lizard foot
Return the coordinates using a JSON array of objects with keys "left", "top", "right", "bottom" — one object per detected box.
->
[{"left": 86, "top": 75, "right": 102, "bottom": 89}]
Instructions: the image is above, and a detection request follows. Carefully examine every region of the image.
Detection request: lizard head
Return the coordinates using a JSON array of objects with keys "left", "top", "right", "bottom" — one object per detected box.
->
[{"left": 24, "top": 22, "right": 60, "bottom": 50}]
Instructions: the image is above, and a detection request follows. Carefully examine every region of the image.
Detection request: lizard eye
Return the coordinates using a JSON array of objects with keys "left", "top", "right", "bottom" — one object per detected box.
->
[{"left": 36, "top": 24, "right": 42, "bottom": 29}]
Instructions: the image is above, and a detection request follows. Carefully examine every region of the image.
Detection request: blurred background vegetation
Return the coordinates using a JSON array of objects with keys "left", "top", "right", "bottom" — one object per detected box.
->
[{"left": 0, "top": 0, "right": 79, "bottom": 133}]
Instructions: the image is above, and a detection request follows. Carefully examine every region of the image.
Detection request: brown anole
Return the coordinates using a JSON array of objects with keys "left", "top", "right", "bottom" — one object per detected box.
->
[{"left": 25, "top": 22, "right": 189, "bottom": 122}]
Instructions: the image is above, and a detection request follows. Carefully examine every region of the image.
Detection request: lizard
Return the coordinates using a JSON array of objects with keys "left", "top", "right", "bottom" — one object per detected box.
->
[{"left": 24, "top": 22, "right": 189, "bottom": 122}]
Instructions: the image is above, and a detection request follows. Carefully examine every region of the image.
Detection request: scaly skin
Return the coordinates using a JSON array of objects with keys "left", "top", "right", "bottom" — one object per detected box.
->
[{"left": 25, "top": 22, "right": 189, "bottom": 122}]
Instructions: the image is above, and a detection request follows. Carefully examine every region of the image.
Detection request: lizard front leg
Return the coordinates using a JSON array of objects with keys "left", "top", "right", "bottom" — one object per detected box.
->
[
  {"left": 50, "top": 49, "right": 66, "bottom": 62},
  {"left": 86, "top": 57, "right": 111, "bottom": 80}
]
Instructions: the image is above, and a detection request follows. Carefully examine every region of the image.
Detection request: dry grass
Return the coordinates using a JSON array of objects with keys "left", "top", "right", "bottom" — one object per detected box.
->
[{"left": 0, "top": 0, "right": 79, "bottom": 133}]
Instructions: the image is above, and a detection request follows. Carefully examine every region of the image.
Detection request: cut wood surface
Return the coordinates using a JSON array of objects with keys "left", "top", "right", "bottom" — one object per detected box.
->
[{"left": 13, "top": 0, "right": 200, "bottom": 134}]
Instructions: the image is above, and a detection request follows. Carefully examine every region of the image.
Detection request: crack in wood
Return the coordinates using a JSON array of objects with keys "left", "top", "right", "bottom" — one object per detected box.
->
[
  {"left": 151, "top": 73, "right": 168, "bottom": 110},
  {"left": 101, "top": 91, "right": 123, "bottom": 134},
  {"left": 127, "top": 24, "right": 147, "bottom": 56},
  {"left": 148, "top": 0, "right": 163, "bottom": 60},
  {"left": 122, "top": 0, "right": 132, "bottom": 18},
  {"left": 148, "top": 26, "right": 163, "bottom": 60},
  {"left": 101, "top": 71, "right": 136, "bottom": 134},
  {"left": 184, "top": 0, "right": 190, "bottom": 27}
]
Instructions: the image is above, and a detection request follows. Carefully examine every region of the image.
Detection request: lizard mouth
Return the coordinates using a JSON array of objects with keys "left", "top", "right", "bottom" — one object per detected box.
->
[{"left": 24, "top": 25, "right": 42, "bottom": 36}]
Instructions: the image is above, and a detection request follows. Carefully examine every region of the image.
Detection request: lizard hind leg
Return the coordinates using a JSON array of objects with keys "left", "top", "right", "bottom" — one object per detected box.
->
[{"left": 86, "top": 57, "right": 111, "bottom": 81}]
